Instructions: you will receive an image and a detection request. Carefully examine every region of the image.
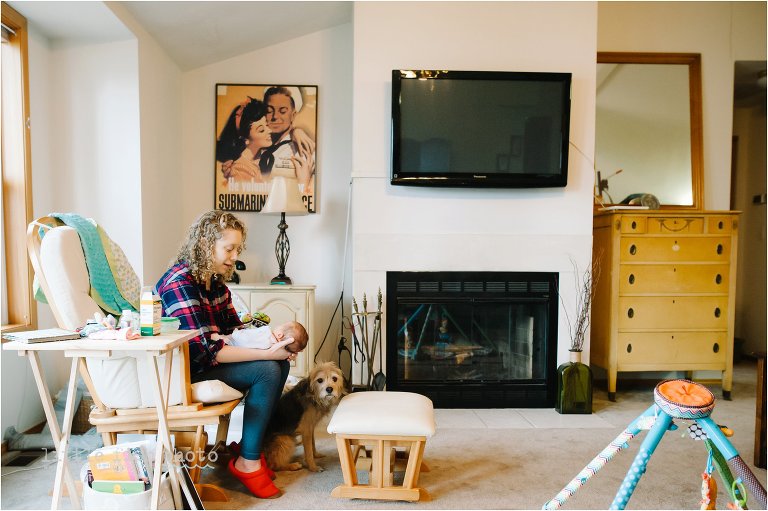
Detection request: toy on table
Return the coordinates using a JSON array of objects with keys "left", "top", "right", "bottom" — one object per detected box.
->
[{"left": 80, "top": 311, "right": 140, "bottom": 340}]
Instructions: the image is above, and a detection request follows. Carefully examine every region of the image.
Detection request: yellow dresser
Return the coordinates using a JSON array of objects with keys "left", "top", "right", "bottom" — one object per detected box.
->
[{"left": 591, "top": 210, "right": 739, "bottom": 401}]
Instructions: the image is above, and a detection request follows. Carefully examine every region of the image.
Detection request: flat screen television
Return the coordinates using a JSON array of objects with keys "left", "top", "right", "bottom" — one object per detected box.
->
[{"left": 391, "top": 69, "right": 572, "bottom": 188}]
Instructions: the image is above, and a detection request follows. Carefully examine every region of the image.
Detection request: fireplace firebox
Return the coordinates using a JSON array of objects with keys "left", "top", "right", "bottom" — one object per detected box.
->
[{"left": 386, "top": 271, "right": 558, "bottom": 408}]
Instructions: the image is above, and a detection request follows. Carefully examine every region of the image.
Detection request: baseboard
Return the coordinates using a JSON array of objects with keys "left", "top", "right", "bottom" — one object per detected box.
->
[{"left": 594, "top": 376, "right": 724, "bottom": 391}]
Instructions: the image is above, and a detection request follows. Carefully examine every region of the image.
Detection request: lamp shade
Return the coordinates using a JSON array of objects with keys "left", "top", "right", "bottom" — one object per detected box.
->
[{"left": 260, "top": 176, "right": 308, "bottom": 215}]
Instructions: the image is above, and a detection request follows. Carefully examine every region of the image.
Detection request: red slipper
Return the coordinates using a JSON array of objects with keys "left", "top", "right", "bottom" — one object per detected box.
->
[
  {"left": 228, "top": 458, "right": 281, "bottom": 499},
  {"left": 228, "top": 442, "right": 276, "bottom": 480}
]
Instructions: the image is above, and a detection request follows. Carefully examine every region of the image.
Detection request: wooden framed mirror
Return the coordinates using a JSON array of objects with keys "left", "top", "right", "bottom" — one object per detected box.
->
[{"left": 595, "top": 52, "right": 703, "bottom": 210}]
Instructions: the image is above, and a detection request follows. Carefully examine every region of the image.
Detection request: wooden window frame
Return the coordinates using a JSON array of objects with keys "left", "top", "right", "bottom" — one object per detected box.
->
[{"left": 1, "top": 2, "right": 35, "bottom": 334}]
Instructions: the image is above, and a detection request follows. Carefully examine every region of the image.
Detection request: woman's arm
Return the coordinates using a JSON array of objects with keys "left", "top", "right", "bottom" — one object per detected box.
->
[
  {"left": 291, "top": 152, "right": 315, "bottom": 189},
  {"left": 215, "top": 338, "right": 295, "bottom": 363},
  {"left": 231, "top": 148, "right": 264, "bottom": 181},
  {"left": 291, "top": 127, "right": 316, "bottom": 157}
]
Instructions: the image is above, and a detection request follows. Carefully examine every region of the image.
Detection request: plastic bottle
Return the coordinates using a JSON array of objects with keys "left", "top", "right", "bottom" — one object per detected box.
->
[{"left": 140, "top": 286, "right": 161, "bottom": 336}]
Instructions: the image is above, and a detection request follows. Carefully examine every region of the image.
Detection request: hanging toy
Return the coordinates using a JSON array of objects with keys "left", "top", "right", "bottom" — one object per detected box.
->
[
  {"left": 726, "top": 478, "right": 748, "bottom": 510},
  {"left": 700, "top": 451, "right": 717, "bottom": 510}
]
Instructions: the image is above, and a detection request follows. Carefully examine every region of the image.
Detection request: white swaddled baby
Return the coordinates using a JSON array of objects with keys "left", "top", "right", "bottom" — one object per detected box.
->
[{"left": 229, "top": 321, "right": 308, "bottom": 354}]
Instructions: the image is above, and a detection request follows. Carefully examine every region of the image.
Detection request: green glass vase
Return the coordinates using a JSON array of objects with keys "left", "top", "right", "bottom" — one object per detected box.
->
[{"left": 556, "top": 350, "right": 593, "bottom": 414}]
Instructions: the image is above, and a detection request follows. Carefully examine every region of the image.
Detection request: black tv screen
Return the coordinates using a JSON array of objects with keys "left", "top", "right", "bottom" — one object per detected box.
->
[{"left": 391, "top": 70, "right": 572, "bottom": 188}]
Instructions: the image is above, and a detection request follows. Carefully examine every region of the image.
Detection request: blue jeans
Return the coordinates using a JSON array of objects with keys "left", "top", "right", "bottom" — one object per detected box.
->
[{"left": 193, "top": 359, "right": 289, "bottom": 460}]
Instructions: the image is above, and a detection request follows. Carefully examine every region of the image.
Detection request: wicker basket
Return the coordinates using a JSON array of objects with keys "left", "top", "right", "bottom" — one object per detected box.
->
[{"left": 72, "top": 394, "right": 95, "bottom": 434}]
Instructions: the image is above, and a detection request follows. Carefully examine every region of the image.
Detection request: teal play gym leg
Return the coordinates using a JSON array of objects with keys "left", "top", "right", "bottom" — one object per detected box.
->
[{"left": 543, "top": 379, "right": 767, "bottom": 510}]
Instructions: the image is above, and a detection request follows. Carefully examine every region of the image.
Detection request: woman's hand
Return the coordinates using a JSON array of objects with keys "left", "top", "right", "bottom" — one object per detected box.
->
[
  {"left": 268, "top": 338, "right": 297, "bottom": 361},
  {"left": 291, "top": 128, "right": 316, "bottom": 156},
  {"left": 290, "top": 152, "right": 315, "bottom": 189},
  {"left": 220, "top": 160, "right": 235, "bottom": 179}
]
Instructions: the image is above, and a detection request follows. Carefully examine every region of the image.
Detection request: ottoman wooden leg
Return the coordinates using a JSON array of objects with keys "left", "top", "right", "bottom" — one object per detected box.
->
[{"left": 335, "top": 436, "right": 358, "bottom": 488}]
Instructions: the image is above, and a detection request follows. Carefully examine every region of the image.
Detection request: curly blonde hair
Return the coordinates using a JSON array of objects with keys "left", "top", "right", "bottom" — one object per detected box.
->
[{"left": 174, "top": 210, "right": 247, "bottom": 284}]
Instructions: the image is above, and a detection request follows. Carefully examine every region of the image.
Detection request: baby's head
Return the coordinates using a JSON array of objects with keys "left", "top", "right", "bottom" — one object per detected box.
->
[{"left": 275, "top": 321, "right": 308, "bottom": 354}]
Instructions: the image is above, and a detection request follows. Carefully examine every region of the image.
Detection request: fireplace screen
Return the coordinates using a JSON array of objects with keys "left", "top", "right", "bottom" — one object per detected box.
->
[
  {"left": 396, "top": 300, "right": 548, "bottom": 383},
  {"left": 387, "top": 271, "right": 558, "bottom": 408}
]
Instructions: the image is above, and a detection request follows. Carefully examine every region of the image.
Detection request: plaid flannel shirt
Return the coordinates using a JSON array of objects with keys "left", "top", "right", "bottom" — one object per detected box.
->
[{"left": 155, "top": 262, "right": 242, "bottom": 376}]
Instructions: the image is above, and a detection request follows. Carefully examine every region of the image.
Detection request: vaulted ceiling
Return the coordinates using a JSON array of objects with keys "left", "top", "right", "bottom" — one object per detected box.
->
[{"left": 7, "top": 1, "right": 352, "bottom": 70}]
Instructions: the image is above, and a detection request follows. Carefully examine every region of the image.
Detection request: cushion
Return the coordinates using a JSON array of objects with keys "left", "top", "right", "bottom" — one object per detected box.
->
[
  {"left": 135, "top": 352, "right": 184, "bottom": 408},
  {"left": 327, "top": 391, "right": 435, "bottom": 437},
  {"left": 86, "top": 353, "right": 143, "bottom": 408},
  {"left": 191, "top": 380, "right": 243, "bottom": 404},
  {"left": 40, "top": 226, "right": 102, "bottom": 331},
  {"left": 654, "top": 379, "right": 715, "bottom": 419}
]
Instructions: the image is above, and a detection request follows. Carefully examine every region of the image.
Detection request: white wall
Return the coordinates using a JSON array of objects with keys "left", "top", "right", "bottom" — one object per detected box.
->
[
  {"left": 34, "top": 37, "right": 142, "bottom": 270},
  {"left": 351, "top": 1, "right": 598, "bottom": 380},
  {"left": 106, "top": 2, "right": 184, "bottom": 286},
  {"left": 180, "top": 24, "right": 354, "bottom": 364}
]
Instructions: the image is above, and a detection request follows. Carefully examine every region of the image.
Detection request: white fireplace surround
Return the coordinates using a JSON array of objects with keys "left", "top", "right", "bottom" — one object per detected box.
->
[{"left": 347, "top": 3, "right": 597, "bottom": 386}]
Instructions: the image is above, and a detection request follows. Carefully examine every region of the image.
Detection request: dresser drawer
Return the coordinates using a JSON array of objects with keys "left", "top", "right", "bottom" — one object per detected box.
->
[
  {"left": 619, "top": 264, "right": 730, "bottom": 294},
  {"left": 708, "top": 216, "right": 733, "bottom": 234},
  {"left": 617, "top": 332, "right": 727, "bottom": 366},
  {"left": 618, "top": 296, "right": 729, "bottom": 330},
  {"left": 646, "top": 216, "right": 705, "bottom": 234},
  {"left": 620, "top": 237, "right": 731, "bottom": 263},
  {"left": 619, "top": 216, "right": 648, "bottom": 234}
]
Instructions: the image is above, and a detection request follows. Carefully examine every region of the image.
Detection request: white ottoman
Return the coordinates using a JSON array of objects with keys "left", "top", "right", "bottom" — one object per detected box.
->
[{"left": 327, "top": 391, "right": 435, "bottom": 502}]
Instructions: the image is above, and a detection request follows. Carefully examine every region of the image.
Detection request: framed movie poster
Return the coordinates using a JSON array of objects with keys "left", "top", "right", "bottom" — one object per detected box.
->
[{"left": 215, "top": 84, "right": 317, "bottom": 213}]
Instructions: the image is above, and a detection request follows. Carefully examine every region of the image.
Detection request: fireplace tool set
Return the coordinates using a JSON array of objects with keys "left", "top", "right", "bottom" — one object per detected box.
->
[{"left": 350, "top": 289, "right": 384, "bottom": 391}]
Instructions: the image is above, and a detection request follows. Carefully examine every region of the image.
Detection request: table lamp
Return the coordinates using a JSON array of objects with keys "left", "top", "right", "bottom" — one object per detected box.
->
[{"left": 260, "top": 175, "right": 308, "bottom": 285}]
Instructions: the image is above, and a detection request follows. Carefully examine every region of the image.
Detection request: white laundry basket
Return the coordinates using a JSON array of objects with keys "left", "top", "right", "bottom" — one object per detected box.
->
[{"left": 80, "top": 464, "right": 174, "bottom": 510}]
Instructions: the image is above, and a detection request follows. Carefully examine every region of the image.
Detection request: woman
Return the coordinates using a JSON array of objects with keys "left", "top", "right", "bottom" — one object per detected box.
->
[
  {"left": 228, "top": 99, "right": 274, "bottom": 182},
  {"left": 156, "top": 210, "right": 293, "bottom": 498}
]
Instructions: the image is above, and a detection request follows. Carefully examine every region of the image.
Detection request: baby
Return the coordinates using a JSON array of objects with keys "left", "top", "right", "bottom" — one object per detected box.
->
[{"left": 229, "top": 320, "right": 308, "bottom": 355}]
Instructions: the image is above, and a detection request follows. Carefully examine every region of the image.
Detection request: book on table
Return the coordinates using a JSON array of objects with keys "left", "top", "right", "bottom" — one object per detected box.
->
[{"left": 2, "top": 328, "right": 80, "bottom": 344}]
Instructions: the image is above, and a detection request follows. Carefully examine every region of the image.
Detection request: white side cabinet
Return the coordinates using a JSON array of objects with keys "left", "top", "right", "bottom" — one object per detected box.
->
[{"left": 228, "top": 284, "right": 316, "bottom": 377}]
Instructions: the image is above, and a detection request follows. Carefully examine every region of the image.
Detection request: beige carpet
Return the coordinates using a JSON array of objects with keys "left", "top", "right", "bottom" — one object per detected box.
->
[
  {"left": 1, "top": 360, "right": 765, "bottom": 510},
  {"left": 199, "top": 361, "right": 766, "bottom": 510}
]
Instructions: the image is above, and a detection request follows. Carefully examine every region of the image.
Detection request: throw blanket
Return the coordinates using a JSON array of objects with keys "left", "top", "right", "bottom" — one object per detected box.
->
[{"left": 34, "top": 213, "right": 140, "bottom": 315}]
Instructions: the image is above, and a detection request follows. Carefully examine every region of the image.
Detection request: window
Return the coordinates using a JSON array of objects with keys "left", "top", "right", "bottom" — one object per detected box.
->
[{"left": 1, "top": 2, "right": 35, "bottom": 332}]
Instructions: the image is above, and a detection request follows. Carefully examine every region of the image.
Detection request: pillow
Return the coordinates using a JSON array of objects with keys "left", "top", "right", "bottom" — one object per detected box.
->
[{"left": 191, "top": 380, "right": 243, "bottom": 404}]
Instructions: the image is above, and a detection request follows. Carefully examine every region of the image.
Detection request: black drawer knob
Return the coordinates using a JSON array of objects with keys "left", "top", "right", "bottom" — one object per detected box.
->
[
  {"left": 631, "top": 221, "right": 637, "bottom": 229},
  {"left": 628, "top": 274, "right": 635, "bottom": 285},
  {"left": 715, "top": 274, "right": 722, "bottom": 285},
  {"left": 714, "top": 307, "right": 721, "bottom": 318},
  {"left": 717, "top": 244, "right": 724, "bottom": 255},
  {"left": 629, "top": 244, "right": 637, "bottom": 256},
  {"left": 627, "top": 344, "right": 632, "bottom": 353},
  {"left": 713, "top": 343, "right": 720, "bottom": 353},
  {"left": 718, "top": 220, "right": 724, "bottom": 229},
  {"left": 627, "top": 308, "right": 634, "bottom": 319}
]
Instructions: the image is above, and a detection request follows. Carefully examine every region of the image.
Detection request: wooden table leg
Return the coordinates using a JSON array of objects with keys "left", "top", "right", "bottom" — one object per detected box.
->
[
  {"left": 147, "top": 351, "right": 183, "bottom": 509},
  {"left": 27, "top": 352, "right": 81, "bottom": 510}
]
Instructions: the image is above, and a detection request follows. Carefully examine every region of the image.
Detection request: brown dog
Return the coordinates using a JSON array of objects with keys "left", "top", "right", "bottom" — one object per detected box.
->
[{"left": 263, "top": 361, "right": 345, "bottom": 472}]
